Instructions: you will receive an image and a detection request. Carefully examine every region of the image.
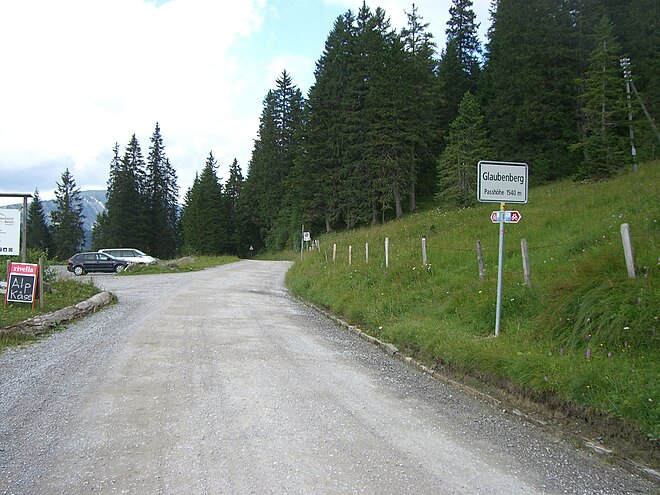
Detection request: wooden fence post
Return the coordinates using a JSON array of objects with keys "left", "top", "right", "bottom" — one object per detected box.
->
[
  {"left": 39, "top": 257, "right": 44, "bottom": 309},
  {"left": 333, "top": 243, "right": 337, "bottom": 263},
  {"left": 621, "top": 223, "right": 636, "bottom": 278},
  {"left": 349, "top": 245, "right": 352, "bottom": 266},
  {"left": 422, "top": 237, "right": 428, "bottom": 267},
  {"left": 385, "top": 237, "right": 389, "bottom": 269},
  {"left": 365, "top": 242, "right": 369, "bottom": 264},
  {"left": 476, "top": 240, "right": 485, "bottom": 281},
  {"left": 477, "top": 241, "right": 486, "bottom": 280},
  {"left": 521, "top": 238, "right": 531, "bottom": 287}
]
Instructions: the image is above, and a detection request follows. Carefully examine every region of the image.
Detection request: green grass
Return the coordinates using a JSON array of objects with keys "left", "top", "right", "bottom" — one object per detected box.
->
[
  {"left": 1, "top": 279, "right": 101, "bottom": 330},
  {"left": 287, "top": 162, "right": 659, "bottom": 444},
  {"left": 119, "top": 255, "right": 240, "bottom": 275}
]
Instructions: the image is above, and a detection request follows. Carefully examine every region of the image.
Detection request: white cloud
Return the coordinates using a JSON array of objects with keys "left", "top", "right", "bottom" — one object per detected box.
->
[
  {"left": 0, "top": 0, "right": 492, "bottom": 206},
  {"left": 0, "top": 0, "right": 266, "bottom": 200}
]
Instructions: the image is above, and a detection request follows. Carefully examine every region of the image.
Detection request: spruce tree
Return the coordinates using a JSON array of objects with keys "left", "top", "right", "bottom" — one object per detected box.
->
[
  {"left": 481, "top": 0, "right": 581, "bottom": 181},
  {"left": 400, "top": 3, "right": 440, "bottom": 210},
  {"left": 301, "top": 12, "right": 358, "bottom": 232},
  {"left": 50, "top": 169, "right": 85, "bottom": 259},
  {"left": 243, "top": 70, "right": 304, "bottom": 249},
  {"left": 572, "top": 15, "right": 627, "bottom": 178},
  {"left": 224, "top": 158, "right": 244, "bottom": 255},
  {"left": 436, "top": 92, "right": 492, "bottom": 207},
  {"left": 446, "top": 0, "right": 481, "bottom": 87},
  {"left": 146, "top": 123, "right": 179, "bottom": 259},
  {"left": 103, "top": 137, "right": 148, "bottom": 250},
  {"left": 26, "top": 189, "right": 54, "bottom": 255},
  {"left": 180, "top": 152, "right": 226, "bottom": 255}
]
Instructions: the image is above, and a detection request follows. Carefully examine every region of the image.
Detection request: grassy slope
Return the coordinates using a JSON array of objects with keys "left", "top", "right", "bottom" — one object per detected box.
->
[{"left": 286, "top": 162, "right": 659, "bottom": 451}]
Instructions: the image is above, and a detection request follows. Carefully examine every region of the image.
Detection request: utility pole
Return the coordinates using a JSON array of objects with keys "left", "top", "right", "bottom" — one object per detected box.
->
[{"left": 620, "top": 58, "right": 637, "bottom": 173}]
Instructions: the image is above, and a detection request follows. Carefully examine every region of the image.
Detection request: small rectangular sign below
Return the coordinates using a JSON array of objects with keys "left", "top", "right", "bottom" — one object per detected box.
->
[{"left": 491, "top": 211, "right": 522, "bottom": 223}]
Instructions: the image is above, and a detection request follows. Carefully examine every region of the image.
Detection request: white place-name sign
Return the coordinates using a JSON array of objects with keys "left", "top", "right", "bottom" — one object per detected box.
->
[{"left": 477, "top": 161, "right": 528, "bottom": 204}]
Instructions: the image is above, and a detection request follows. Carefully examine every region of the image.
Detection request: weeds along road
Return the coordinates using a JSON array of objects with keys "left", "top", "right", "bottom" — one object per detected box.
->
[{"left": 0, "top": 260, "right": 654, "bottom": 494}]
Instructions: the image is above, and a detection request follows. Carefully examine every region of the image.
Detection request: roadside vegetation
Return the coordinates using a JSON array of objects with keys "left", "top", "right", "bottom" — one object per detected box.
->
[
  {"left": 286, "top": 164, "right": 659, "bottom": 455},
  {"left": 0, "top": 277, "right": 100, "bottom": 343},
  {"left": 119, "top": 255, "right": 240, "bottom": 275}
]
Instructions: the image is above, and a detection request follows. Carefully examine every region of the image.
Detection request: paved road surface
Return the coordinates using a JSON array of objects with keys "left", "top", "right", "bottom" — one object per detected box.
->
[{"left": 0, "top": 261, "right": 655, "bottom": 494}]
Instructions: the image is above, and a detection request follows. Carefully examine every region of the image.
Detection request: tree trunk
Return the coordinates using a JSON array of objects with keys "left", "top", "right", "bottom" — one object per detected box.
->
[{"left": 394, "top": 187, "right": 403, "bottom": 219}]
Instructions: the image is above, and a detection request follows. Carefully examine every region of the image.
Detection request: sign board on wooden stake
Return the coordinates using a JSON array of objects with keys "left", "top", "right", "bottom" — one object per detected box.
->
[{"left": 5, "top": 262, "right": 39, "bottom": 309}]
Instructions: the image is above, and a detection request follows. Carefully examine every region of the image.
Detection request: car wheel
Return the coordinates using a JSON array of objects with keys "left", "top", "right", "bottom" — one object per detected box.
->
[
  {"left": 73, "top": 266, "right": 85, "bottom": 276},
  {"left": 115, "top": 264, "right": 124, "bottom": 273}
]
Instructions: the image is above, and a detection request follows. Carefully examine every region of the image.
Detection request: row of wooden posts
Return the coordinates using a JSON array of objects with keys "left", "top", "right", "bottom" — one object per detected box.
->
[{"left": 309, "top": 223, "right": 639, "bottom": 284}]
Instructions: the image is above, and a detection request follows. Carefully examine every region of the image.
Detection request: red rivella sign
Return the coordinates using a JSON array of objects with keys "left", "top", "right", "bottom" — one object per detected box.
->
[{"left": 4, "top": 262, "right": 39, "bottom": 308}]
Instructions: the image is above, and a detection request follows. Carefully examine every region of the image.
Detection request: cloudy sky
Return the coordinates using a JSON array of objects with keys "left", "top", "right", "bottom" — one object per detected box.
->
[{"left": 0, "top": 0, "right": 491, "bottom": 206}]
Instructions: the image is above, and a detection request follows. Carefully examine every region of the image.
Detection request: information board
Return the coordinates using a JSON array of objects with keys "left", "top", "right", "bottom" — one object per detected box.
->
[
  {"left": 5, "top": 262, "right": 38, "bottom": 308},
  {"left": 0, "top": 209, "right": 21, "bottom": 256},
  {"left": 477, "top": 161, "right": 528, "bottom": 204}
]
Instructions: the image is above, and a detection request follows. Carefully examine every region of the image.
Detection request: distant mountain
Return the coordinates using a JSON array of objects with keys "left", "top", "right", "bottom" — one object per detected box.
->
[{"left": 1, "top": 190, "right": 107, "bottom": 250}]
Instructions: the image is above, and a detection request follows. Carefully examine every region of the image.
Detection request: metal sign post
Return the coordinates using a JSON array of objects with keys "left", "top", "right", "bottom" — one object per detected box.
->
[
  {"left": 477, "top": 161, "right": 528, "bottom": 337},
  {"left": 495, "top": 203, "right": 506, "bottom": 337}
]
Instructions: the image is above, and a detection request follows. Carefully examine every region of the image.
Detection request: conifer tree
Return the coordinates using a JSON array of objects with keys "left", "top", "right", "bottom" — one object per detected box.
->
[
  {"left": 26, "top": 189, "right": 54, "bottom": 255},
  {"left": 103, "top": 137, "right": 148, "bottom": 250},
  {"left": 436, "top": 92, "right": 492, "bottom": 207},
  {"left": 50, "top": 169, "right": 85, "bottom": 259},
  {"left": 146, "top": 123, "right": 179, "bottom": 258},
  {"left": 400, "top": 3, "right": 440, "bottom": 210},
  {"left": 572, "top": 15, "right": 627, "bottom": 178},
  {"left": 244, "top": 70, "right": 304, "bottom": 249},
  {"left": 446, "top": 0, "right": 481, "bottom": 86},
  {"left": 180, "top": 152, "right": 226, "bottom": 255},
  {"left": 481, "top": 0, "right": 581, "bottom": 181},
  {"left": 300, "top": 12, "right": 357, "bottom": 232},
  {"left": 224, "top": 158, "right": 244, "bottom": 255}
]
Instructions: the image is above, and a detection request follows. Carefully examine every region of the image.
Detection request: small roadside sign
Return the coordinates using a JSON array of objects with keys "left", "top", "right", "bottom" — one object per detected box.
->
[
  {"left": 491, "top": 211, "right": 522, "bottom": 223},
  {"left": 0, "top": 209, "right": 21, "bottom": 256},
  {"left": 478, "top": 161, "right": 528, "bottom": 204},
  {"left": 303, "top": 231, "right": 311, "bottom": 242},
  {"left": 5, "top": 262, "right": 39, "bottom": 309}
]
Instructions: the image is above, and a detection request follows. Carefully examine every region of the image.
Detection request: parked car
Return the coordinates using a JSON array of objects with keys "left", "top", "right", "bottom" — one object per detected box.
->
[
  {"left": 67, "top": 252, "right": 129, "bottom": 276},
  {"left": 98, "top": 248, "right": 158, "bottom": 265}
]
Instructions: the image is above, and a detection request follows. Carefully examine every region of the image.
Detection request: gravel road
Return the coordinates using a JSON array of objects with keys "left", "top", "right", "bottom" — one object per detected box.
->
[{"left": 0, "top": 260, "right": 655, "bottom": 494}]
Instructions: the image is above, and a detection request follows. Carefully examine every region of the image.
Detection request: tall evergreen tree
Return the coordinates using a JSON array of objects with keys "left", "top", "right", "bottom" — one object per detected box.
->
[
  {"left": 481, "top": 0, "right": 581, "bottom": 181},
  {"left": 50, "top": 169, "right": 85, "bottom": 259},
  {"left": 146, "top": 123, "right": 179, "bottom": 259},
  {"left": 436, "top": 92, "right": 492, "bottom": 207},
  {"left": 180, "top": 152, "right": 226, "bottom": 255},
  {"left": 446, "top": 0, "right": 482, "bottom": 85},
  {"left": 103, "top": 137, "right": 148, "bottom": 250},
  {"left": 400, "top": 3, "right": 440, "bottom": 210},
  {"left": 224, "top": 158, "right": 244, "bottom": 255},
  {"left": 244, "top": 70, "right": 304, "bottom": 249},
  {"left": 572, "top": 15, "right": 627, "bottom": 178},
  {"left": 299, "top": 12, "right": 358, "bottom": 232},
  {"left": 437, "top": 0, "right": 482, "bottom": 143},
  {"left": 26, "top": 189, "right": 54, "bottom": 255}
]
